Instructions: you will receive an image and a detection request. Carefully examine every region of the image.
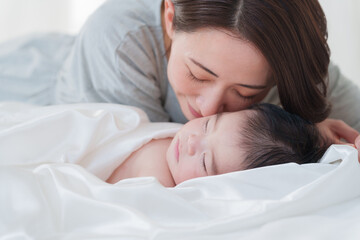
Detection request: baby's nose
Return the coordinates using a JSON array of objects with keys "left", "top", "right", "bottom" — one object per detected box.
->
[{"left": 187, "top": 134, "right": 200, "bottom": 156}]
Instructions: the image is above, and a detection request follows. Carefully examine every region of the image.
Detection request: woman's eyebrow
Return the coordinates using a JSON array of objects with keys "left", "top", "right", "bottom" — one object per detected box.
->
[
  {"left": 189, "top": 58, "right": 219, "bottom": 77},
  {"left": 236, "top": 83, "right": 267, "bottom": 89}
]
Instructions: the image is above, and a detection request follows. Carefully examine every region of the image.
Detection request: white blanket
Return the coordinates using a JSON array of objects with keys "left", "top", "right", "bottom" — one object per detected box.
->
[{"left": 1, "top": 103, "right": 360, "bottom": 240}]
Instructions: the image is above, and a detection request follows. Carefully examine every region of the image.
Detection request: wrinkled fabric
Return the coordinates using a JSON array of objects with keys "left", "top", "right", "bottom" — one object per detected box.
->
[
  {"left": 0, "top": 33, "right": 74, "bottom": 105},
  {"left": 1, "top": 103, "right": 360, "bottom": 239},
  {"left": 0, "top": 102, "right": 181, "bottom": 180}
]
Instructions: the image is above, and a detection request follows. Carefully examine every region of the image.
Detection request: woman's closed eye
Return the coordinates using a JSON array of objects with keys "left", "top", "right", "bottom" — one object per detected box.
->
[
  {"left": 188, "top": 70, "right": 258, "bottom": 101},
  {"left": 187, "top": 70, "right": 207, "bottom": 83},
  {"left": 233, "top": 89, "right": 257, "bottom": 101}
]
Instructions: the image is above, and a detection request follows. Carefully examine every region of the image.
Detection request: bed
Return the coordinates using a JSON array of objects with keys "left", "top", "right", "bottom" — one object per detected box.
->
[{"left": 1, "top": 102, "right": 360, "bottom": 239}]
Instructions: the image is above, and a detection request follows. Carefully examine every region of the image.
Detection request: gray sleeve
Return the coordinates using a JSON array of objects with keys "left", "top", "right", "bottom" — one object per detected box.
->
[
  {"left": 55, "top": 0, "right": 169, "bottom": 122},
  {"left": 114, "top": 33, "right": 170, "bottom": 122},
  {"left": 327, "top": 63, "right": 360, "bottom": 132}
]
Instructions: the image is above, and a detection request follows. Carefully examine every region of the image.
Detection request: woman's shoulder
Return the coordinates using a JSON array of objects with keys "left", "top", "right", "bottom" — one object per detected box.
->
[
  {"left": 327, "top": 62, "right": 359, "bottom": 93},
  {"left": 81, "top": 0, "right": 163, "bottom": 39},
  {"left": 77, "top": 0, "right": 167, "bottom": 77}
]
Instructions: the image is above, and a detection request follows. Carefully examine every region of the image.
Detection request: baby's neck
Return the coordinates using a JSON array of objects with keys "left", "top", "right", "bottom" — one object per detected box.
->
[{"left": 106, "top": 138, "right": 175, "bottom": 187}]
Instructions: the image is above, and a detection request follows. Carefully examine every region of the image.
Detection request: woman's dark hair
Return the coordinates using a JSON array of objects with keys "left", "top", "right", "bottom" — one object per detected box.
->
[
  {"left": 171, "top": 0, "right": 331, "bottom": 123},
  {"left": 239, "top": 103, "right": 330, "bottom": 170}
]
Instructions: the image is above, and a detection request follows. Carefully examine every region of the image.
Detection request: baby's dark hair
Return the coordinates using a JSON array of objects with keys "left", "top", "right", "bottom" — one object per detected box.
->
[{"left": 239, "top": 103, "right": 330, "bottom": 170}]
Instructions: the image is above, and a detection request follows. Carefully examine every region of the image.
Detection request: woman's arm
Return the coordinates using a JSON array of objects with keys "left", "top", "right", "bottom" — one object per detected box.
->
[
  {"left": 317, "top": 118, "right": 359, "bottom": 144},
  {"left": 55, "top": 0, "right": 170, "bottom": 122},
  {"left": 317, "top": 63, "right": 360, "bottom": 143},
  {"left": 355, "top": 135, "right": 360, "bottom": 163},
  {"left": 327, "top": 63, "right": 360, "bottom": 132}
]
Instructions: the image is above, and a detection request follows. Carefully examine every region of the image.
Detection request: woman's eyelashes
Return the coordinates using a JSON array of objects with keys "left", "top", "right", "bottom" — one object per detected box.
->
[
  {"left": 187, "top": 70, "right": 207, "bottom": 83},
  {"left": 233, "top": 89, "right": 257, "bottom": 101},
  {"left": 188, "top": 69, "right": 258, "bottom": 101}
]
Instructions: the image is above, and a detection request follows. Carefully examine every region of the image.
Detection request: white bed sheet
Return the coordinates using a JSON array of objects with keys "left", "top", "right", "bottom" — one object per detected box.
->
[{"left": 1, "top": 102, "right": 360, "bottom": 240}]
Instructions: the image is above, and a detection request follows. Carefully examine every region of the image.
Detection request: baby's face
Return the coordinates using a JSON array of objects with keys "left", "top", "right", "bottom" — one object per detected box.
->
[{"left": 166, "top": 110, "right": 252, "bottom": 185}]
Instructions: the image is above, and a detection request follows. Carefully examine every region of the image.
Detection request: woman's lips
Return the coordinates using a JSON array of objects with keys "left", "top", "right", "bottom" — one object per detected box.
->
[
  {"left": 175, "top": 139, "right": 180, "bottom": 162},
  {"left": 188, "top": 103, "right": 203, "bottom": 118}
]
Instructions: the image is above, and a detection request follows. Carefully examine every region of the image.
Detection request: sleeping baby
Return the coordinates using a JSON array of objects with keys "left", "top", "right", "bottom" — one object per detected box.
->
[
  {"left": 0, "top": 102, "right": 330, "bottom": 187},
  {"left": 107, "top": 103, "right": 330, "bottom": 187}
]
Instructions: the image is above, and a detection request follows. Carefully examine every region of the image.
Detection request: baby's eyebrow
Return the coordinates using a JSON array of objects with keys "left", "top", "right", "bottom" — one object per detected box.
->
[{"left": 213, "top": 113, "right": 221, "bottom": 132}]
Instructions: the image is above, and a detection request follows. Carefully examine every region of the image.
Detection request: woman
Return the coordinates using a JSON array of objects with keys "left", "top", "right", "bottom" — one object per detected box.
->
[{"left": 1, "top": 0, "right": 359, "bottom": 142}]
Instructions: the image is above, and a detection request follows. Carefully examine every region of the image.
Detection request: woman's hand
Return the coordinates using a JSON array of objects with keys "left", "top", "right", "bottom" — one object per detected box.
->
[
  {"left": 355, "top": 135, "right": 360, "bottom": 163},
  {"left": 316, "top": 119, "right": 359, "bottom": 144}
]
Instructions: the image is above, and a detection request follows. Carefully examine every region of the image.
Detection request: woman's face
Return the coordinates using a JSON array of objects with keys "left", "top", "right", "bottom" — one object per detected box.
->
[
  {"left": 167, "top": 28, "right": 273, "bottom": 120},
  {"left": 166, "top": 110, "right": 251, "bottom": 185}
]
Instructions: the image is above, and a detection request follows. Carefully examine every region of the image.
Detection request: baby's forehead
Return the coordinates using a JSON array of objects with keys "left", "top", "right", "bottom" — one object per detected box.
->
[
  {"left": 216, "top": 110, "right": 254, "bottom": 138},
  {"left": 223, "top": 109, "right": 256, "bottom": 122},
  {"left": 219, "top": 110, "right": 257, "bottom": 142},
  {"left": 212, "top": 114, "right": 249, "bottom": 173}
]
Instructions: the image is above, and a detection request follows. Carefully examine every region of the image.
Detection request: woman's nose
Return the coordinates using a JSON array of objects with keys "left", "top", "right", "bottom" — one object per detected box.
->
[
  {"left": 187, "top": 134, "right": 203, "bottom": 156},
  {"left": 196, "top": 91, "right": 225, "bottom": 117}
]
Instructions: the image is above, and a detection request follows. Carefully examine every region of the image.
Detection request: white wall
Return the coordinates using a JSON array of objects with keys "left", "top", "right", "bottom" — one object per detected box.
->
[
  {"left": 0, "top": 0, "right": 105, "bottom": 40},
  {"left": 319, "top": 0, "right": 360, "bottom": 85},
  {"left": 0, "top": 0, "right": 359, "bottom": 85}
]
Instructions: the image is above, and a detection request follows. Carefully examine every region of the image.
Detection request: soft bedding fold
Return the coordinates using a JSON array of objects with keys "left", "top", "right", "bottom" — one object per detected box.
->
[{"left": 1, "top": 102, "right": 360, "bottom": 239}]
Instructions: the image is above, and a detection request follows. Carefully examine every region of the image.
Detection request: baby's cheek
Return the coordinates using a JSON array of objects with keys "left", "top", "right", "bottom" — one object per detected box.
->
[{"left": 178, "top": 167, "right": 204, "bottom": 183}]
